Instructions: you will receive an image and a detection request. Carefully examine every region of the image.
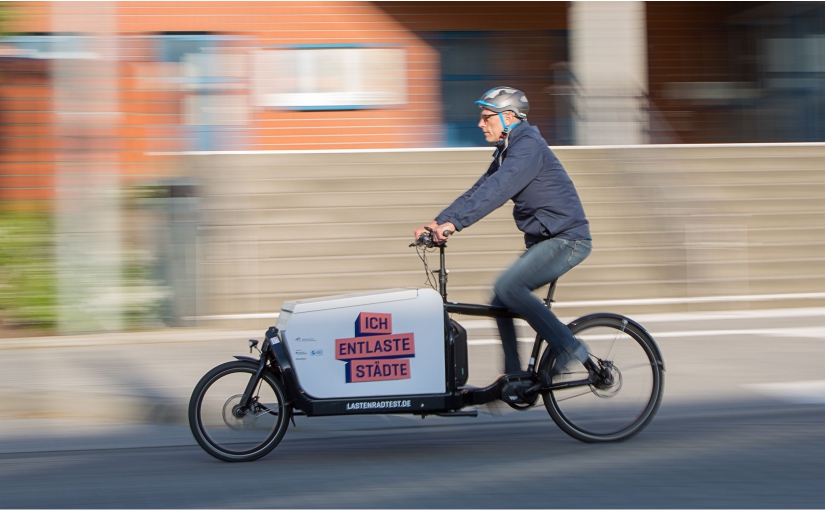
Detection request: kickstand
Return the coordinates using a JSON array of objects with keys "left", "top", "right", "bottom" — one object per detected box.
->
[{"left": 291, "top": 414, "right": 297, "bottom": 427}]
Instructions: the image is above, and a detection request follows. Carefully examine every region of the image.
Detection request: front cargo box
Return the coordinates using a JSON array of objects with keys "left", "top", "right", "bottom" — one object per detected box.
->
[{"left": 275, "top": 288, "right": 445, "bottom": 399}]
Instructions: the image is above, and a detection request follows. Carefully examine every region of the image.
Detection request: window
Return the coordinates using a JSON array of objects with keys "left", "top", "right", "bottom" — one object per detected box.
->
[{"left": 253, "top": 45, "right": 407, "bottom": 110}]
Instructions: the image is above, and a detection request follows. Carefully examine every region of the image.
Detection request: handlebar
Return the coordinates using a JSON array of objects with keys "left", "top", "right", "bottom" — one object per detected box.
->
[{"left": 409, "top": 226, "right": 453, "bottom": 248}]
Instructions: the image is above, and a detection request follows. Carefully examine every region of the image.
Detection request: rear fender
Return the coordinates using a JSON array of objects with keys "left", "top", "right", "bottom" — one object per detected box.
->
[{"left": 567, "top": 312, "right": 666, "bottom": 372}]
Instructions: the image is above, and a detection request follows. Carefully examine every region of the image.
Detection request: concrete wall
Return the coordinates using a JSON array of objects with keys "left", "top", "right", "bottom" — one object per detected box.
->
[{"left": 179, "top": 144, "right": 825, "bottom": 329}]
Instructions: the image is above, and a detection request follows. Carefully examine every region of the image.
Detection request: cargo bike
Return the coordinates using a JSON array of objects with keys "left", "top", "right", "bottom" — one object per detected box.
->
[{"left": 189, "top": 228, "right": 665, "bottom": 462}]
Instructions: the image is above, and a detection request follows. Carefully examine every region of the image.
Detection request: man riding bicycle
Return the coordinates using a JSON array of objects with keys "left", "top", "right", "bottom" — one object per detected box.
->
[{"left": 414, "top": 86, "right": 593, "bottom": 379}]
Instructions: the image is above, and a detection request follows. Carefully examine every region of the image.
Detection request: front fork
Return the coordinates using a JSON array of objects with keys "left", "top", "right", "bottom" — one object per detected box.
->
[{"left": 239, "top": 333, "right": 274, "bottom": 409}]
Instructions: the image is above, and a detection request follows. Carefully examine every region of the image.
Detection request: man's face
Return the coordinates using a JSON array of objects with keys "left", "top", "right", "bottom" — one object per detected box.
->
[{"left": 478, "top": 108, "right": 515, "bottom": 143}]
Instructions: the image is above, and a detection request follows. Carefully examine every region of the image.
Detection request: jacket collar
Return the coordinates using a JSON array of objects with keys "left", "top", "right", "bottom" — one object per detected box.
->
[{"left": 493, "top": 119, "right": 531, "bottom": 155}]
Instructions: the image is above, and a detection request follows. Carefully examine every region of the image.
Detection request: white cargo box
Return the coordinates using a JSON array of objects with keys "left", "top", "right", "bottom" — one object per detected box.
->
[{"left": 275, "top": 288, "right": 446, "bottom": 399}]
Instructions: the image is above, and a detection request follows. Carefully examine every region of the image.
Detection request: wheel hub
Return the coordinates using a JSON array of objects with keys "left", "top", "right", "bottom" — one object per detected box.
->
[{"left": 591, "top": 362, "right": 622, "bottom": 398}]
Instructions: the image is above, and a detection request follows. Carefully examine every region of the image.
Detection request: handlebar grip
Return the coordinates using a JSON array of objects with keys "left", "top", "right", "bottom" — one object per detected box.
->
[{"left": 442, "top": 229, "right": 453, "bottom": 237}]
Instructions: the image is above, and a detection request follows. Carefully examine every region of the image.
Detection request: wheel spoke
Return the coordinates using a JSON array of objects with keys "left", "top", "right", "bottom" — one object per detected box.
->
[{"left": 554, "top": 388, "right": 593, "bottom": 402}]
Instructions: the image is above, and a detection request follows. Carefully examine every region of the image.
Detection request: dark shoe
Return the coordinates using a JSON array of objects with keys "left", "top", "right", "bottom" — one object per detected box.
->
[{"left": 549, "top": 349, "right": 587, "bottom": 382}]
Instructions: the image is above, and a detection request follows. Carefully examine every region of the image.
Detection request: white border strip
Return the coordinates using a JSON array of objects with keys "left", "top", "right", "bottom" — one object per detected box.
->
[
  {"left": 147, "top": 141, "right": 825, "bottom": 157},
  {"left": 184, "top": 292, "right": 825, "bottom": 321},
  {"left": 468, "top": 326, "right": 825, "bottom": 345}
]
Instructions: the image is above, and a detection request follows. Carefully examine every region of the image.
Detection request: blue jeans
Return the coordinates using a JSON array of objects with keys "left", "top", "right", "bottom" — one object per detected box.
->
[{"left": 492, "top": 238, "right": 593, "bottom": 373}]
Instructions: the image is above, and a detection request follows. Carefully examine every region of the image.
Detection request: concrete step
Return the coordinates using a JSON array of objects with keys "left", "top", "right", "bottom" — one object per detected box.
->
[
  {"left": 200, "top": 185, "right": 819, "bottom": 213},
  {"left": 220, "top": 222, "right": 819, "bottom": 252},
  {"left": 198, "top": 191, "right": 825, "bottom": 221},
  {"left": 195, "top": 210, "right": 677, "bottom": 236},
  {"left": 199, "top": 234, "right": 676, "bottom": 262},
  {"left": 201, "top": 172, "right": 628, "bottom": 196},
  {"left": 585, "top": 182, "right": 825, "bottom": 203}
]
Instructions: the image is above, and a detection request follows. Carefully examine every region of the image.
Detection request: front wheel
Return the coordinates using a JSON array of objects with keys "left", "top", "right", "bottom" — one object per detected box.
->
[
  {"left": 189, "top": 361, "right": 291, "bottom": 462},
  {"left": 540, "top": 315, "right": 664, "bottom": 442}
]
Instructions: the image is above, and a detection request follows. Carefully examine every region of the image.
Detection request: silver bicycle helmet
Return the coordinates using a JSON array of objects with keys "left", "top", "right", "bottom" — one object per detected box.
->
[{"left": 475, "top": 86, "right": 529, "bottom": 119}]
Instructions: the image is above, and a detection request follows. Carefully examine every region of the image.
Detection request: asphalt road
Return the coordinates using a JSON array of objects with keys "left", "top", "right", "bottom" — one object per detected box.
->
[
  {"left": 1, "top": 403, "right": 824, "bottom": 508},
  {"left": 2, "top": 308, "right": 825, "bottom": 508}
]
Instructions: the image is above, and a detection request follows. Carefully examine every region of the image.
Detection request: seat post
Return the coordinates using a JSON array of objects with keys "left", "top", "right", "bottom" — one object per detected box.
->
[{"left": 545, "top": 280, "right": 558, "bottom": 309}]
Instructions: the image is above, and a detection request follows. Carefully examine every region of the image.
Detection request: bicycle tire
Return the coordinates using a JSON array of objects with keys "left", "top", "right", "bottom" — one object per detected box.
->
[
  {"left": 189, "top": 361, "right": 291, "bottom": 462},
  {"left": 540, "top": 314, "right": 664, "bottom": 443}
]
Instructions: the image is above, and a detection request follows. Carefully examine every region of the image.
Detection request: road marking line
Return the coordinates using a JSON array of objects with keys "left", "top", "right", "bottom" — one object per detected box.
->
[{"left": 743, "top": 380, "right": 825, "bottom": 404}]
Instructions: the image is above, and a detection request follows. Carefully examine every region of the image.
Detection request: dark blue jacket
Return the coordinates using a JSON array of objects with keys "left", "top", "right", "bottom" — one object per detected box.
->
[{"left": 435, "top": 120, "right": 590, "bottom": 248}]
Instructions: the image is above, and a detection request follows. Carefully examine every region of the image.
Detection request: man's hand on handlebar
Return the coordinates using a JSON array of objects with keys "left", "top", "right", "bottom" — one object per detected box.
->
[
  {"left": 433, "top": 222, "right": 455, "bottom": 243},
  {"left": 413, "top": 221, "right": 438, "bottom": 242},
  {"left": 411, "top": 221, "right": 455, "bottom": 247}
]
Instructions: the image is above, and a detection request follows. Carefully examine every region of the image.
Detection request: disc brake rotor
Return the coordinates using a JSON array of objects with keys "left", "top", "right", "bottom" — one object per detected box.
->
[
  {"left": 222, "top": 394, "right": 245, "bottom": 430},
  {"left": 591, "top": 364, "right": 623, "bottom": 398}
]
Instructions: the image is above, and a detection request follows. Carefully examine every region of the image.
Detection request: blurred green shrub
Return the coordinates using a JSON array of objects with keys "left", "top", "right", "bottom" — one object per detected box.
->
[
  {"left": 0, "top": 212, "right": 57, "bottom": 330},
  {"left": 0, "top": 211, "right": 172, "bottom": 333}
]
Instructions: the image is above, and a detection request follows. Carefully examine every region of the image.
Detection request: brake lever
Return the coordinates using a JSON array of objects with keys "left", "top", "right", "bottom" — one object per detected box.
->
[{"left": 410, "top": 232, "right": 430, "bottom": 248}]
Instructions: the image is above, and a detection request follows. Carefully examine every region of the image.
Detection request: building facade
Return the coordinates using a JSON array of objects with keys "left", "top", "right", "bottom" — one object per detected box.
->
[{"left": 5, "top": 2, "right": 825, "bottom": 203}]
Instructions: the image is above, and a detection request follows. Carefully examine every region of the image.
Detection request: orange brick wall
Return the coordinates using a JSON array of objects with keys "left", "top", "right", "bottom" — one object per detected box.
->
[
  {"left": 0, "top": 1, "right": 447, "bottom": 203},
  {"left": 0, "top": 58, "right": 54, "bottom": 204},
  {"left": 115, "top": 1, "right": 444, "bottom": 151},
  {"left": 1, "top": 0, "right": 52, "bottom": 203}
]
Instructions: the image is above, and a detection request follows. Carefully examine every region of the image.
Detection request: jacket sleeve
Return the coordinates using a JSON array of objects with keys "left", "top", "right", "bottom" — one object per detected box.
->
[
  {"left": 434, "top": 168, "right": 492, "bottom": 226},
  {"left": 446, "top": 139, "right": 542, "bottom": 231}
]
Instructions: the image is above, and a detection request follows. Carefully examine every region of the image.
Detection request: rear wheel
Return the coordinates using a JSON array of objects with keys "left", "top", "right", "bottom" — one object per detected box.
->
[
  {"left": 540, "top": 315, "right": 664, "bottom": 442},
  {"left": 189, "top": 361, "right": 291, "bottom": 462}
]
